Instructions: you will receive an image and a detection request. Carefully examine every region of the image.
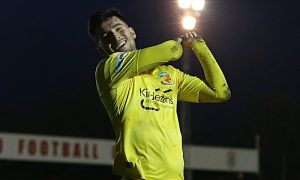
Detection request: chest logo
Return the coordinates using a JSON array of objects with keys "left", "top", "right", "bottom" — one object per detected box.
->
[{"left": 157, "top": 72, "right": 175, "bottom": 85}]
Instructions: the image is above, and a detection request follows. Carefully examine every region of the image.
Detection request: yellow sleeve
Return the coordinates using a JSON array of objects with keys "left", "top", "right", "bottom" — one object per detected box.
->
[
  {"left": 99, "top": 40, "right": 183, "bottom": 88},
  {"left": 191, "top": 40, "right": 231, "bottom": 102},
  {"left": 177, "top": 69, "right": 207, "bottom": 103}
]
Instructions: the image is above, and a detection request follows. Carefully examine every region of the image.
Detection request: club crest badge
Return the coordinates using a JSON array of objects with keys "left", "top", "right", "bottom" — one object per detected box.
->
[{"left": 157, "top": 72, "right": 175, "bottom": 85}]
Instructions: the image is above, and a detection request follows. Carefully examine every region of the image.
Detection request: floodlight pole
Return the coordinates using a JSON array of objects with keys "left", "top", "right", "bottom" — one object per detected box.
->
[
  {"left": 180, "top": 49, "right": 193, "bottom": 180},
  {"left": 178, "top": 1, "right": 204, "bottom": 179}
]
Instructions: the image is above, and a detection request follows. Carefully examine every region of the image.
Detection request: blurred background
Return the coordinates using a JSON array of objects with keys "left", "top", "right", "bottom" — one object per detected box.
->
[{"left": 0, "top": 0, "right": 299, "bottom": 179}]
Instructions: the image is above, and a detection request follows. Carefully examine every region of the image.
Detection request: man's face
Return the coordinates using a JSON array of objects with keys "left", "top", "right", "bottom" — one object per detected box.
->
[{"left": 98, "top": 16, "right": 136, "bottom": 55}]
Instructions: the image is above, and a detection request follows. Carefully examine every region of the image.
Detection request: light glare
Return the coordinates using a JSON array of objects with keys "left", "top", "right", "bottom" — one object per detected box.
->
[
  {"left": 182, "top": 16, "right": 196, "bottom": 30},
  {"left": 178, "top": 0, "right": 192, "bottom": 9},
  {"left": 192, "top": 0, "right": 205, "bottom": 11}
]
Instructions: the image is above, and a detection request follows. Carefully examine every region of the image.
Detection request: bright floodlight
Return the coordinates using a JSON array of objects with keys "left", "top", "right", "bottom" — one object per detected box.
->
[
  {"left": 182, "top": 15, "right": 196, "bottom": 30},
  {"left": 192, "top": 0, "right": 205, "bottom": 10},
  {"left": 178, "top": 0, "right": 192, "bottom": 9}
]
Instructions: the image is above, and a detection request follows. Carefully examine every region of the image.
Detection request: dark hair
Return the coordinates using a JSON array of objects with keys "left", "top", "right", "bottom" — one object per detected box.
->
[{"left": 88, "top": 7, "right": 125, "bottom": 42}]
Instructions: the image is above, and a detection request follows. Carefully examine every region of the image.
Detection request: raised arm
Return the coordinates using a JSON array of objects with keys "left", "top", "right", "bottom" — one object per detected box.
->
[
  {"left": 96, "top": 40, "right": 183, "bottom": 88},
  {"left": 179, "top": 32, "right": 231, "bottom": 102}
]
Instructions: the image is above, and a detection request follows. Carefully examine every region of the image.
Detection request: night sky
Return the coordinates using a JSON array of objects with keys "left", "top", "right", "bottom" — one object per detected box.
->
[{"left": 1, "top": 0, "right": 300, "bottom": 179}]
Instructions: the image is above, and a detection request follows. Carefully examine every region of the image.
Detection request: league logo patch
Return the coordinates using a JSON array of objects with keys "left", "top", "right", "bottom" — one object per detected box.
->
[
  {"left": 157, "top": 72, "right": 175, "bottom": 85},
  {"left": 115, "top": 52, "right": 128, "bottom": 72}
]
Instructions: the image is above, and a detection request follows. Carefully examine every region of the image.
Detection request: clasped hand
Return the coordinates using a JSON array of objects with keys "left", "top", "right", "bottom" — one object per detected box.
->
[{"left": 176, "top": 31, "right": 203, "bottom": 48}]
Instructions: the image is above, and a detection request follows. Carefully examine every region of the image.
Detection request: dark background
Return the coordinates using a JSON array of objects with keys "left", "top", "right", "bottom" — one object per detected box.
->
[{"left": 0, "top": 0, "right": 299, "bottom": 179}]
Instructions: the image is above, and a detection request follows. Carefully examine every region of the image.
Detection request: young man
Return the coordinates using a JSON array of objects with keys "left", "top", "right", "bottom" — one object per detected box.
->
[{"left": 88, "top": 8, "right": 230, "bottom": 180}]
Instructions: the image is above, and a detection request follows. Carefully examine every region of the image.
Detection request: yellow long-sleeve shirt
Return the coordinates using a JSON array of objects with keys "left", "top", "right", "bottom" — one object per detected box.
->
[{"left": 95, "top": 40, "right": 230, "bottom": 180}]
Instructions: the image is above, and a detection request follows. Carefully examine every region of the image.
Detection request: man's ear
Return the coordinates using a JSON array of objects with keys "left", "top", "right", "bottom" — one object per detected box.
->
[
  {"left": 129, "top": 27, "right": 136, "bottom": 39},
  {"left": 97, "top": 47, "right": 105, "bottom": 55},
  {"left": 95, "top": 37, "right": 106, "bottom": 55}
]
